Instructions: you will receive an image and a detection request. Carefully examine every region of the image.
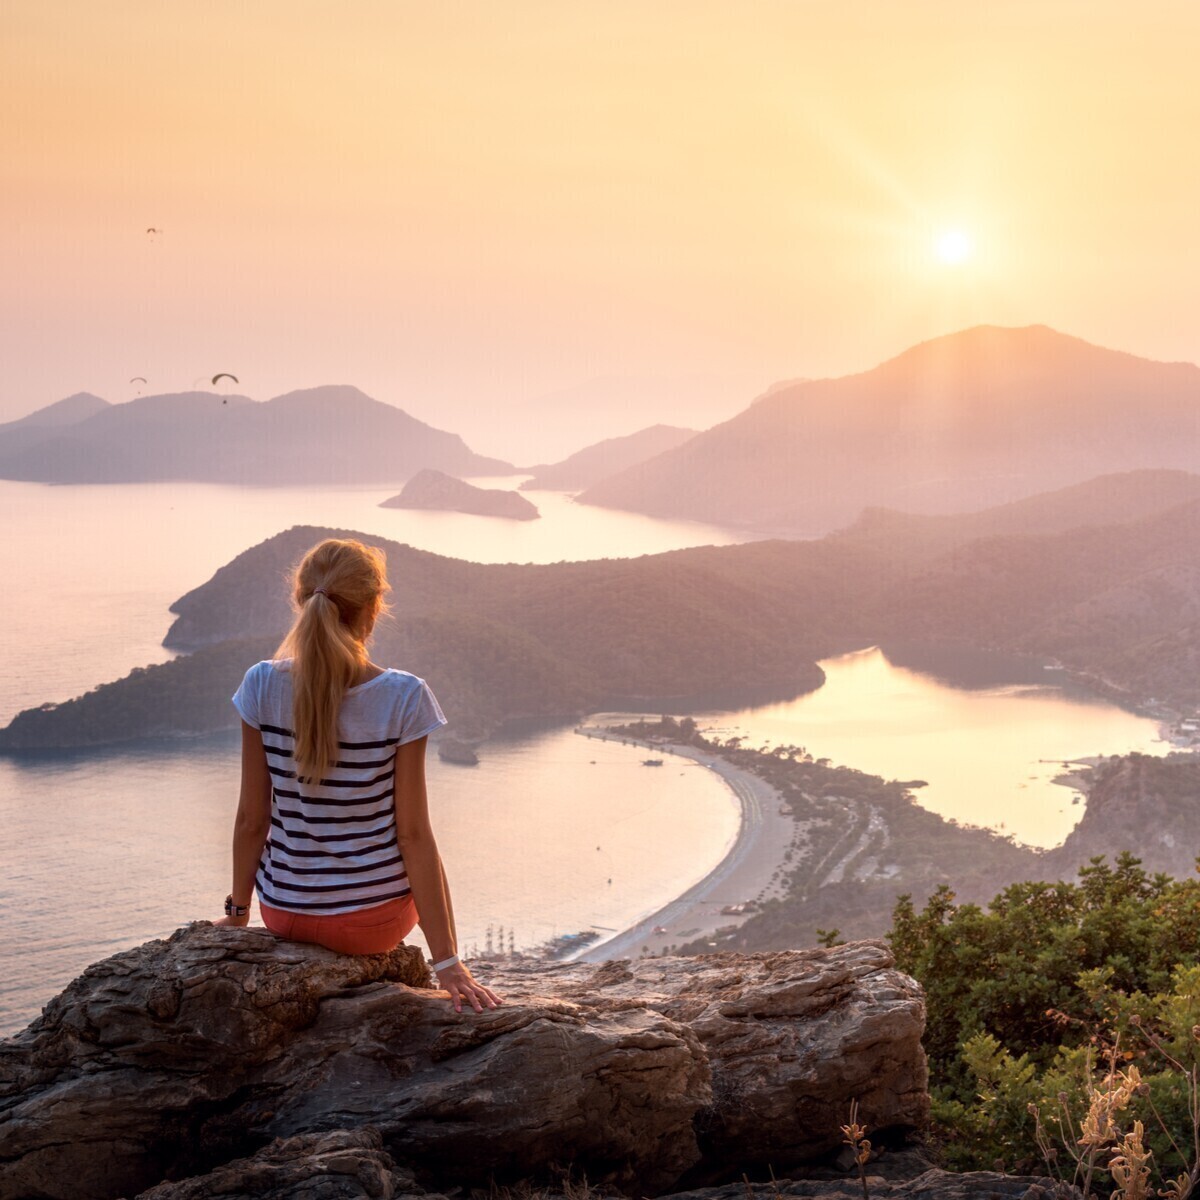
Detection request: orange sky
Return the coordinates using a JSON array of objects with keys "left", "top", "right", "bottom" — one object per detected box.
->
[{"left": 3, "top": 1, "right": 1199, "bottom": 460}]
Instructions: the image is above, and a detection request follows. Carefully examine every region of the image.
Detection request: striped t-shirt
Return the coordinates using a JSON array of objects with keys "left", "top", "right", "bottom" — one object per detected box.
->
[{"left": 231, "top": 659, "right": 447, "bottom": 915}]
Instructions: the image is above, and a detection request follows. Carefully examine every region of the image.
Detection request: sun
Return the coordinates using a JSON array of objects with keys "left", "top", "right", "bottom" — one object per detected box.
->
[{"left": 935, "top": 228, "right": 973, "bottom": 265}]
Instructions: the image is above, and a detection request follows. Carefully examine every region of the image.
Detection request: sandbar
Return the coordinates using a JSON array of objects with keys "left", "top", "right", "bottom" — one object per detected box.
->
[{"left": 571, "top": 721, "right": 795, "bottom": 962}]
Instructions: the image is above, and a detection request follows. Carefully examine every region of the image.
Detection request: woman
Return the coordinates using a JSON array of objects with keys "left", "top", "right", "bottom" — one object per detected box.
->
[{"left": 213, "top": 537, "right": 499, "bottom": 1014}]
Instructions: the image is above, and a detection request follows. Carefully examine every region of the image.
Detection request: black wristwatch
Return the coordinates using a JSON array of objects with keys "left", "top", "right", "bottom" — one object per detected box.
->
[{"left": 224, "top": 895, "right": 250, "bottom": 917}]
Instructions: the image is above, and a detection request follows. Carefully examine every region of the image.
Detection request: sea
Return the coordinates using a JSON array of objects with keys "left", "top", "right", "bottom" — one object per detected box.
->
[{"left": 0, "top": 477, "right": 1169, "bottom": 1033}]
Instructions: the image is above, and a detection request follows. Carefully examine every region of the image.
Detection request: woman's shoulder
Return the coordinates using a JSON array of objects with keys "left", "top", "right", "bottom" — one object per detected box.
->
[
  {"left": 245, "top": 657, "right": 291, "bottom": 675},
  {"left": 241, "top": 658, "right": 292, "bottom": 686},
  {"left": 375, "top": 667, "right": 430, "bottom": 693}
]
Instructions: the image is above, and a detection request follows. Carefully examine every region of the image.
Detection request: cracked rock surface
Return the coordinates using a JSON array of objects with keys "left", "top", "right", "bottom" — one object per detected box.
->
[{"left": 0, "top": 930, "right": 926, "bottom": 1200}]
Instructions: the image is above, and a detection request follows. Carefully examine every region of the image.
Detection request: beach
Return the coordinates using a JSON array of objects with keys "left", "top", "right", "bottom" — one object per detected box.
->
[{"left": 570, "top": 723, "right": 796, "bottom": 962}]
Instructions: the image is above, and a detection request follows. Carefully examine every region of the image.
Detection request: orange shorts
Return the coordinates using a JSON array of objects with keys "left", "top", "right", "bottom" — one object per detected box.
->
[{"left": 259, "top": 893, "right": 419, "bottom": 955}]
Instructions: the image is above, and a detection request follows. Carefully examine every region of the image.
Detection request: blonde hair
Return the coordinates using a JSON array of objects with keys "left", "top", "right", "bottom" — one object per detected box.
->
[{"left": 275, "top": 538, "right": 391, "bottom": 783}]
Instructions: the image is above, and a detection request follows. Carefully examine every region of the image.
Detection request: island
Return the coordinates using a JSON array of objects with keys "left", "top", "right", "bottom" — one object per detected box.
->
[{"left": 380, "top": 469, "right": 540, "bottom": 520}]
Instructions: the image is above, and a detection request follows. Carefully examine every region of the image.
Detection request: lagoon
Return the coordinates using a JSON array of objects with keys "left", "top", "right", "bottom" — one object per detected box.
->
[
  {"left": 696, "top": 645, "right": 1169, "bottom": 849},
  {"left": 0, "top": 479, "right": 1174, "bottom": 1033}
]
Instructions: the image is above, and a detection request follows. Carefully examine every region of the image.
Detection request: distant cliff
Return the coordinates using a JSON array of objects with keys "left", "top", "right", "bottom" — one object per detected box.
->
[
  {"left": 381, "top": 468, "right": 539, "bottom": 520},
  {"left": 0, "top": 385, "right": 510, "bottom": 484}
]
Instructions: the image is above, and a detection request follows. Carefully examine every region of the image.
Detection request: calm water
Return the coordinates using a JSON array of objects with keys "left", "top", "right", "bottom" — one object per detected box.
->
[
  {"left": 697, "top": 646, "right": 1170, "bottom": 849},
  {"left": 0, "top": 477, "right": 746, "bottom": 1035},
  {"left": 0, "top": 479, "right": 1174, "bottom": 1033},
  {"left": 0, "top": 726, "right": 737, "bottom": 1034}
]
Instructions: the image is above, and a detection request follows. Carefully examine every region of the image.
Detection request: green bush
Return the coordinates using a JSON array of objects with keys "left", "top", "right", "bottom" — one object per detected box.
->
[{"left": 889, "top": 853, "right": 1200, "bottom": 1183}]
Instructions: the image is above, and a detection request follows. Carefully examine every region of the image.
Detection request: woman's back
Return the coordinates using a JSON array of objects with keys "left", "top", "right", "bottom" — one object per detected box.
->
[{"left": 233, "top": 658, "right": 446, "bottom": 915}]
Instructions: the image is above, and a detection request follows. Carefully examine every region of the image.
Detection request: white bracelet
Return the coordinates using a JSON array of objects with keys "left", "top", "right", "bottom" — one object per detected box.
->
[{"left": 433, "top": 954, "right": 460, "bottom": 972}]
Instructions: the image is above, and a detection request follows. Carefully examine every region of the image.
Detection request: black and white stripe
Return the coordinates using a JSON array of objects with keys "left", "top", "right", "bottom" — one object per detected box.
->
[{"left": 256, "top": 723, "right": 409, "bottom": 913}]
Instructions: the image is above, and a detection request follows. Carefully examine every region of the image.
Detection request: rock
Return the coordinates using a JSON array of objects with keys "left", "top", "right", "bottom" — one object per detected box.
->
[
  {"left": 380, "top": 469, "right": 539, "bottom": 520},
  {"left": 485, "top": 940, "right": 929, "bottom": 1177},
  {"left": 0, "top": 933, "right": 926, "bottom": 1200},
  {"left": 131, "top": 1127, "right": 437, "bottom": 1200},
  {"left": 0, "top": 924, "right": 708, "bottom": 1200},
  {"left": 664, "top": 1169, "right": 1075, "bottom": 1200}
]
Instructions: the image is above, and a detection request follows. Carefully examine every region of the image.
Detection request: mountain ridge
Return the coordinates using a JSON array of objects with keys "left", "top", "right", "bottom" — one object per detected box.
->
[
  {"left": 577, "top": 324, "right": 1200, "bottom": 534},
  {"left": 0, "top": 384, "right": 511, "bottom": 484}
]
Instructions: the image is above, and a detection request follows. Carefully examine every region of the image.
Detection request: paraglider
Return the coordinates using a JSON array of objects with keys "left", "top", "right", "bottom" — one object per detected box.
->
[
  {"left": 211, "top": 373, "right": 238, "bottom": 386},
  {"left": 129, "top": 377, "right": 147, "bottom": 384}
]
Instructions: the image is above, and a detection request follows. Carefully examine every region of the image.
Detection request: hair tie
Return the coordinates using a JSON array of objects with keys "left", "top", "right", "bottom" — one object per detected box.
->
[{"left": 312, "top": 588, "right": 327, "bottom": 598}]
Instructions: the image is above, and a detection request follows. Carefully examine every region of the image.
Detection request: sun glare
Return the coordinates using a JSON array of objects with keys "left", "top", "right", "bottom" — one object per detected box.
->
[{"left": 935, "top": 229, "right": 973, "bottom": 265}]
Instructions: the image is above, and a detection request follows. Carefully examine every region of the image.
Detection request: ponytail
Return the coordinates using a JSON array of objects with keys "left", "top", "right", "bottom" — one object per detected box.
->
[{"left": 275, "top": 539, "right": 390, "bottom": 783}]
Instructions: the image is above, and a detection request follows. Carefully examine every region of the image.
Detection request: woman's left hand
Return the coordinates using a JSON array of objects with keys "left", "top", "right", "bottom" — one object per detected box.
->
[
  {"left": 436, "top": 961, "right": 502, "bottom": 1013},
  {"left": 214, "top": 914, "right": 250, "bottom": 928}
]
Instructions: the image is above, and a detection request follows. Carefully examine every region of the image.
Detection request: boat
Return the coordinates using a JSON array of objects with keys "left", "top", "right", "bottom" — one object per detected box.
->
[{"left": 641, "top": 758, "right": 664, "bottom": 767}]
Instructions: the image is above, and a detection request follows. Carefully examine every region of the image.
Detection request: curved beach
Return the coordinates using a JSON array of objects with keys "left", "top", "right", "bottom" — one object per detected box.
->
[{"left": 571, "top": 723, "right": 794, "bottom": 962}]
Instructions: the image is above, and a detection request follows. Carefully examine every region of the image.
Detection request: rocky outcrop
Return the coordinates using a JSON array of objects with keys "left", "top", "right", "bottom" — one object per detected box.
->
[
  {"left": 132, "top": 1128, "right": 438, "bottom": 1200},
  {"left": 0, "top": 930, "right": 927, "bottom": 1200},
  {"left": 486, "top": 940, "right": 930, "bottom": 1172},
  {"left": 380, "top": 469, "right": 539, "bottom": 520}
]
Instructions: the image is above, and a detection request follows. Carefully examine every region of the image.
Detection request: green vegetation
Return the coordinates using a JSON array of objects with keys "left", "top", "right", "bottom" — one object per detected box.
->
[{"left": 889, "top": 853, "right": 1200, "bottom": 1186}]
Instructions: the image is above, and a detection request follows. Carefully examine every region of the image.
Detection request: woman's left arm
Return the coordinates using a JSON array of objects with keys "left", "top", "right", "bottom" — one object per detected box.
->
[{"left": 215, "top": 720, "right": 273, "bottom": 927}]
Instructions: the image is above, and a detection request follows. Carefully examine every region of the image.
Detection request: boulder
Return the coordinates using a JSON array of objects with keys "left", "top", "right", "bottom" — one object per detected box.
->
[
  {"left": 0, "top": 931, "right": 927, "bottom": 1200},
  {"left": 132, "top": 1127, "right": 437, "bottom": 1200},
  {"left": 0, "top": 924, "right": 707, "bottom": 1200},
  {"left": 486, "top": 940, "right": 929, "bottom": 1175}
]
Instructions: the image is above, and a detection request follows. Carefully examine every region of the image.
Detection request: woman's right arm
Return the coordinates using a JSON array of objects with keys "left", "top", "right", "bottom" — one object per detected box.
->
[{"left": 394, "top": 736, "right": 500, "bottom": 1013}]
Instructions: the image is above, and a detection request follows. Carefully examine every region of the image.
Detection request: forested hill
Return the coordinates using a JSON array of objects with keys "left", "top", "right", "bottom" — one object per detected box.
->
[{"left": 9, "top": 469, "right": 1200, "bottom": 751}]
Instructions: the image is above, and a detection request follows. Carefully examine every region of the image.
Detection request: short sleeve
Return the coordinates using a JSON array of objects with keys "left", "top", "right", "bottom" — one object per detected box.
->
[
  {"left": 398, "top": 676, "right": 447, "bottom": 745},
  {"left": 232, "top": 662, "right": 264, "bottom": 729}
]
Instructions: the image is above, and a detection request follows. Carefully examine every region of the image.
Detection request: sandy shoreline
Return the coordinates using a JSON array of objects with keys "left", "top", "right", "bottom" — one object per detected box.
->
[{"left": 570, "top": 722, "right": 796, "bottom": 962}]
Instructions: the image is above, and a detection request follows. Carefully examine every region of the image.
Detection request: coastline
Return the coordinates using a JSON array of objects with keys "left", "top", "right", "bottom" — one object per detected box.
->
[{"left": 570, "top": 720, "right": 796, "bottom": 962}]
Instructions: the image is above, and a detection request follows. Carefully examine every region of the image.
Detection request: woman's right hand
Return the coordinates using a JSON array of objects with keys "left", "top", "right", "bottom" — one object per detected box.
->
[{"left": 436, "top": 961, "right": 501, "bottom": 1013}]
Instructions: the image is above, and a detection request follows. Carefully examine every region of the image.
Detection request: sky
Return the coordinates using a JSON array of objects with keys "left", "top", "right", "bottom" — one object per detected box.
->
[{"left": 3, "top": 0, "right": 1199, "bottom": 461}]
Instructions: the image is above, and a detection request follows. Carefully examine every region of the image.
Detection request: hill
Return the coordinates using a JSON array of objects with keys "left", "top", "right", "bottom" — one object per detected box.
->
[
  {"left": 519, "top": 424, "right": 696, "bottom": 491},
  {"left": 830, "top": 469, "right": 1200, "bottom": 561},
  {"left": 0, "top": 526, "right": 838, "bottom": 750},
  {"left": 13, "top": 473, "right": 1200, "bottom": 751},
  {"left": 381, "top": 469, "right": 539, "bottom": 520},
  {"left": 577, "top": 325, "right": 1200, "bottom": 535},
  {"left": 0, "top": 385, "right": 510, "bottom": 484}
]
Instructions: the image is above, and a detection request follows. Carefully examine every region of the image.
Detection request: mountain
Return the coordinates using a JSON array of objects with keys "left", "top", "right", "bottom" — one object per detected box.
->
[
  {"left": 577, "top": 325, "right": 1200, "bottom": 535},
  {"left": 381, "top": 469, "right": 539, "bottom": 520},
  {"left": 0, "top": 385, "right": 511, "bottom": 485},
  {"left": 0, "top": 392, "right": 110, "bottom": 431},
  {"left": 0, "top": 392, "right": 113, "bottom": 460},
  {"left": 519, "top": 425, "right": 696, "bottom": 491}
]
